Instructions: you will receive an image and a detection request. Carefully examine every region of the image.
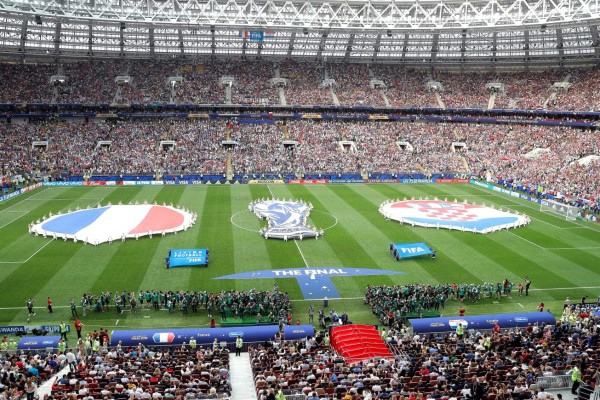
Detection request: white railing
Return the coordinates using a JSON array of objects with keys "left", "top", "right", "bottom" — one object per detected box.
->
[{"left": 536, "top": 374, "right": 571, "bottom": 389}]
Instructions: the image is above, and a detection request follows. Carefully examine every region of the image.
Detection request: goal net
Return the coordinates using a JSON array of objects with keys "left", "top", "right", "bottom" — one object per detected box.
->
[{"left": 540, "top": 199, "right": 578, "bottom": 221}]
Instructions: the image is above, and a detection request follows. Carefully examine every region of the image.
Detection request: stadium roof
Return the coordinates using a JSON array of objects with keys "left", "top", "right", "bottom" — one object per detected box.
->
[{"left": 1, "top": 0, "right": 599, "bottom": 67}]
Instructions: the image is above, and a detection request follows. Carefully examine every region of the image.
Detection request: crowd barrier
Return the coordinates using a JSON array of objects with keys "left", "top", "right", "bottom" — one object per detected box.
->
[{"left": 536, "top": 374, "right": 572, "bottom": 389}]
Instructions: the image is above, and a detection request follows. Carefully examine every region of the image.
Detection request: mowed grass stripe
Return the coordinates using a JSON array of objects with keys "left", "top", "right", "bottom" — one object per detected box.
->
[
  {"left": 0, "top": 187, "right": 49, "bottom": 212},
  {"left": 230, "top": 185, "right": 280, "bottom": 292},
  {"left": 355, "top": 184, "right": 483, "bottom": 284},
  {"left": 465, "top": 185, "right": 579, "bottom": 229},
  {"left": 509, "top": 225, "right": 600, "bottom": 253},
  {"left": 189, "top": 186, "right": 235, "bottom": 294},
  {"left": 242, "top": 185, "right": 299, "bottom": 294},
  {"left": 459, "top": 190, "right": 600, "bottom": 249},
  {"left": 551, "top": 226, "right": 600, "bottom": 243},
  {"left": 490, "top": 229, "right": 600, "bottom": 288},
  {"left": 388, "top": 185, "right": 597, "bottom": 296},
  {"left": 276, "top": 185, "right": 371, "bottom": 298},
  {"left": 248, "top": 185, "right": 307, "bottom": 276},
  {"left": 458, "top": 233, "right": 581, "bottom": 301},
  {"left": 265, "top": 185, "right": 351, "bottom": 298},
  {"left": 131, "top": 186, "right": 198, "bottom": 292},
  {"left": 359, "top": 184, "right": 600, "bottom": 293},
  {"left": 115, "top": 186, "right": 211, "bottom": 327},
  {"left": 407, "top": 184, "right": 468, "bottom": 199},
  {"left": 267, "top": 185, "right": 346, "bottom": 269},
  {"left": 439, "top": 185, "right": 600, "bottom": 256},
  {"left": 0, "top": 187, "right": 119, "bottom": 321},
  {"left": 0, "top": 187, "right": 106, "bottom": 257},
  {"left": 87, "top": 186, "right": 165, "bottom": 293}
]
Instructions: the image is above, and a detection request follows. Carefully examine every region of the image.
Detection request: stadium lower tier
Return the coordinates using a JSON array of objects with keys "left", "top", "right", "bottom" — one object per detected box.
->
[{"left": 1, "top": 119, "right": 598, "bottom": 209}]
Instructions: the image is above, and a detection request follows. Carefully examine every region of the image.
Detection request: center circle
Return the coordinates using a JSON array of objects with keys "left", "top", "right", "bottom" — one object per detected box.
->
[{"left": 230, "top": 209, "right": 338, "bottom": 233}]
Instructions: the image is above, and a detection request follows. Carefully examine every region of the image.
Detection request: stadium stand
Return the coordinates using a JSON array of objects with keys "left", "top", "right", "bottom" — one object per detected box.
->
[
  {"left": 4, "top": 60, "right": 600, "bottom": 112},
  {"left": 246, "top": 301, "right": 599, "bottom": 400},
  {"left": 47, "top": 345, "right": 232, "bottom": 399},
  {"left": 1, "top": 118, "right": 598, "bottom": 214},
  {"left": 1, "top": 295, "right": 598, "bottom": 400}
]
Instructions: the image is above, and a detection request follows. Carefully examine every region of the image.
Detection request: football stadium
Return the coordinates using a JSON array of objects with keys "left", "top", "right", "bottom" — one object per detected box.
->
[{"left": 0, "top": 0, "right": 600, "bottom": 399}]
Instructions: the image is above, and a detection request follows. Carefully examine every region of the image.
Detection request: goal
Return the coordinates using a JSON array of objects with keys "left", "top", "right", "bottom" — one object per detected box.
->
[{"left": 540, "top": 199, "right": 578, "bottom": 221}]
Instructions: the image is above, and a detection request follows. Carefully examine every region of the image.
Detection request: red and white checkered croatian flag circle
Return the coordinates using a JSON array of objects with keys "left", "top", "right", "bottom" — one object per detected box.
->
[{"left": 380, "top": 200, "right": 529, "bottom": 234}]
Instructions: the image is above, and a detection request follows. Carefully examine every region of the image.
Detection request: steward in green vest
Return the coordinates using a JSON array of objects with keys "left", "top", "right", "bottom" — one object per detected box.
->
[
  {"left": 58, "top": 339, "right": 66, "bottom": 353},
  {"left": 571, "top": 365, "right": 582, "bottom": 395},
  {"left": 456, "top": 324, "right": 465, "bottom": 339},
  {"left": 235, "top": 336, "right": 243, "bottom": 356}
]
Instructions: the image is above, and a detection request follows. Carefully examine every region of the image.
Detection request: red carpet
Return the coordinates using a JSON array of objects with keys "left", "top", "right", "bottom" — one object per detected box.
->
[{"left": 330, "top": 324, "right": 394, "bottom": 364}]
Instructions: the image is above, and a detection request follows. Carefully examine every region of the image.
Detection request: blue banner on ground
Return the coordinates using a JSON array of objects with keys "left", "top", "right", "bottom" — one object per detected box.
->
[
  {"left": 409, "top": 312, "right": 556, "bottom": 334},
  {"left": 167, "top": 249, "right": 209, "bottom": 268},
  {"left": 391, "top": 242, "right": 432, "bottom": 259},
  {"left": 214, "top": 267, "right": 405, "bottom": 300}
]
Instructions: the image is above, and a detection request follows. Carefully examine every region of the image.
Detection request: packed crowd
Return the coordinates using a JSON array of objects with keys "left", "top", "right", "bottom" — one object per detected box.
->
[
  {"left": 280, "top": 60, "right": 333, "bottom": 106},
  {"left": 118, "top": 60, "right": 180, "bottom": 104},
  {"left": 550, "top": 69, "right": 600, "bottom": 111},
  {"left": 436, "top": 72, "right": 494, "bottom": 109},
  {"left": 370, "top": 66, "right": 441, "bottom": 108},
  {"left": 248, "top": 304, "right": 599, "bottom": 400},
  {"left": 365, "top": 283, "right": 528, "bottom": 329},
  {"left": 40, "top": 340, "right": 230, "bottom": 399},
  {"left": 463, "top": 124, "right": 600, "bottom": 203},
  {"left": 493, "top": 72, "right": 560, "bottom": 110},
  {"left": 3, "top": 59, "right": 600, "bottom": 111},
  {"left": 0, "top": 350, "right": 56, "bottom": 400},
  {"left": 329, "top": 64, "right": 386, "bottom": 107},
  {"left": 1, "top": 118, "right": 599, "bottom": 205},
  {"left": 58, "top": 61, "right": 129, "bottom": 104},
  {"left": 2, "top": 295, "right": 599, "bottom": 400},
  {"left": 0, "top": 119, "right": 229, "bottom": 179},
  {"left": 72, "top": 289, "right": 291, "bottom": 323},
  {"left": 0, "top": 63, "right": 55, "bottom": 103}
]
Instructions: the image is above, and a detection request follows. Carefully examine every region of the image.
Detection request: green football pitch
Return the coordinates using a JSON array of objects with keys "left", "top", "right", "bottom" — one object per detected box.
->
[{"left": 0, "top": 183, "right": 599, "bottom": 333}]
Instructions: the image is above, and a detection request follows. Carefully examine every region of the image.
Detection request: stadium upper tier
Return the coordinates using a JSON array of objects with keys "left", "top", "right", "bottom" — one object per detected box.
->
[
  {"left": 1, "top": 0, "right": 600, "bottom": 68},
  {"left": 1, "top": 120, "right": 598, "bottom": 205},
  {"left": 2, "top": 59, "right": 600, "bottom": 111}
]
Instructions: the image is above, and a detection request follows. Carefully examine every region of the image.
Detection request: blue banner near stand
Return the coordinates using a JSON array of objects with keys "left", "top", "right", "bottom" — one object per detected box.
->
[
  {"left": 167, "top": 249, "right": 209, "bottom": 268},
  {"left": 0, "top": 326, "right": 26, "bottom": 335},
  {"left": 110, "top": 325, "right": 314, "bottom": 347},
  {"left": 409, "top": 312, "right": 556, "bottom": 334},
  {"left": 18, "top": 336, "right": 61, "bottom": 351},
  {"left": 391, "top": 242, "right": 432, "bottom": 259}
]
